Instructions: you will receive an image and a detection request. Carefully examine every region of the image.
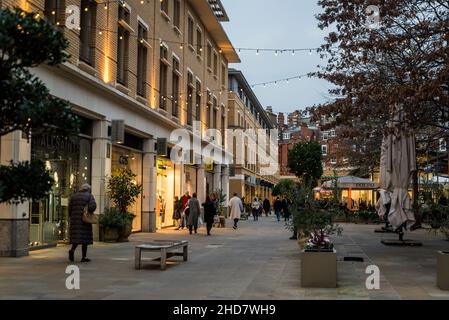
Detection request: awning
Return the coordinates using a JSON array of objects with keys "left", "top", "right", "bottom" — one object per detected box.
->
[{"left": 322, "top": 176, "right": 379, "bottom": 190}]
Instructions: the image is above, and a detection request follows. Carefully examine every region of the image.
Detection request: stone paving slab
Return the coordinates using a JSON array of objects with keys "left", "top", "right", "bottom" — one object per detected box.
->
[{"left": 0, "top": 217, "right": 448, "bottom": 300}]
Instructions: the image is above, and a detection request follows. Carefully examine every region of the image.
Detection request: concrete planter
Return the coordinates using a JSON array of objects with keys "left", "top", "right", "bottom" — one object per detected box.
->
[
  {"left": 437, "top": 251, "right": 449, "bottom": 290},
  {"left": 300, "top": 249, "right": 337, "bottom": 288}
]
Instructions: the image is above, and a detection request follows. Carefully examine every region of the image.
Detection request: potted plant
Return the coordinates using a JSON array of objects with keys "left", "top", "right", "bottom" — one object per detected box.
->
[
  {"left": 437, "top": 250, "right": 449, "bottom": 290},
  {"left": 291, "top": 186, "right": 342, "bottom": 288},
  {"left": 213, "top": 189, "right": 227, "bottom": 228},
  {"left": 100, "top": 168, "right": 142, "bottom": 242},
  {"left": 286, "top": 141, "right": 342, "bottom": 288},
  {"left": 100, "top": 208, "right": 134, "bottom": 242}
]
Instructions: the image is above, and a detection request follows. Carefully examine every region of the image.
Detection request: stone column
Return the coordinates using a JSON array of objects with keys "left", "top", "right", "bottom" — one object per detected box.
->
[
  {"left": 196, "top": 164, "right": 207, "bottom": 204},
  {"left": 0, "top": 131, "right": 31, "bottom": 257},
  {"left": 91, "top": 120, "right": 111, "bottom": 241},
  {"left": 221, "top": 166, "right": 230, "bottom": 203},
  {"left": 142, "top": 138, "right": 157, "bottom": 233},
  {"left": 213, "top": 165, "right": 222, "bottom": 192}
]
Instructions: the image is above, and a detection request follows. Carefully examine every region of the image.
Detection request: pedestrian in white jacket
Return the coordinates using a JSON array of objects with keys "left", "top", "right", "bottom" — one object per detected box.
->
[
  {"left": 251, "top": 198, "right": 260, "bottom": 221},
  {"left": 229, "top": 193, "right": 243, "bottom": 229}
]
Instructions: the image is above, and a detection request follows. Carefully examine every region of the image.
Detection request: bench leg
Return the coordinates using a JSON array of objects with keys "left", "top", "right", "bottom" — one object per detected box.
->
[
  {"left": 161, "top": 248, "right": 167, "bottom": 271},
  {"left": 135, "top": 248, "right": 141, "bottom": 270},
  {"left": 183, "top": 245, "right": 188, "bottom": 262}
]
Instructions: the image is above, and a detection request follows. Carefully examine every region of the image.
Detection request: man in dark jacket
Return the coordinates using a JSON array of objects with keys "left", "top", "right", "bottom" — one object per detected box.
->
[
  {"left": 282, "top": 198, "right": 291, "bottom": 223},
  {"left": 68, "top": 184, "right": 97, "bottom": 263},
  {"left": 202, "top": 195, "right": 217, "bottom": 236},
  {"left": 274, "top": 197, "right": 283, "bottom": 222},
  {"left": 263, "top": 198, "right": 271, "bottom": 216}
]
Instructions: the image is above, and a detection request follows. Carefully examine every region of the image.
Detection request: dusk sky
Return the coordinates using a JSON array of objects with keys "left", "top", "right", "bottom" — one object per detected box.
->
[{"left": 221, "top": 0, "right": 333, "bottom": 115}]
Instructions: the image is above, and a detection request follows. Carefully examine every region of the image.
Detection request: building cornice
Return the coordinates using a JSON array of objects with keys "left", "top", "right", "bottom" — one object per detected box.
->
[{"left": 187, "top": 0, "right": 240, "bottom": 63}]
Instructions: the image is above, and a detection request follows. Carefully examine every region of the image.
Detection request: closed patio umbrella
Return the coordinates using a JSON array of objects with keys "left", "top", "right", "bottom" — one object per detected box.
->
[
  {"left": 386, "top": 128, "right": 416, "bottom": 230},
  {"left": 376, "top": 107, "right": 421, "bottom": 245}
]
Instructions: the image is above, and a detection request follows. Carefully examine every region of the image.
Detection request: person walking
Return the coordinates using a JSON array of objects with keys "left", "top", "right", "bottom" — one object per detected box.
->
[
  {"left": 274, "top": 197, "right": 283, "bottom": 222},
  {"left": 283, "top": 198, "right": 291, "bottom": 223},
  {"left": 68, "top": 184, "right": 97, "bottom": 263},
  {"left": 229, "top": 193, "right": 243, "bottom": 229},
  {"left": 203, "top": 195, "right": 216, "bottom": 236},
  {"left": 187, "top": 193, "right": 200, "bottom": 234},
  {"left": 173, "top": 196, "right": 183, "bottom": 230},
  {"left": 263, "top": 198, "right": 271, "bottom": 217},
  {"left": 180, "top": 191, "right": 191, "bottom": 229},
  {"left": 251, "top": 197, "right": 260, "bottom": 221}
]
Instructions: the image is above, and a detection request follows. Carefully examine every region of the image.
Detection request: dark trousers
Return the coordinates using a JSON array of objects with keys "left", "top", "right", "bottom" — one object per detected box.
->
[
  {"left": 206, "top": 222, "right": 213, "bottom": 235},
  {"left": 275, "top": 210, "right": 281, "bottom": 222},
  {"left": 188, "top": 225, "right": 198, "bottom": 234},
  {"left": 252, "top": 209, "right": 259, "bottom": 221},
  {"left": 70, "top": 244, "right": 88, "bottom": 258},
  {"left": 234, "top": 218, "right": 239, "bottom": 228}
]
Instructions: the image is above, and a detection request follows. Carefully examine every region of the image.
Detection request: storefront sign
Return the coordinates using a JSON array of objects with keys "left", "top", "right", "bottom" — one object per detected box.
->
[
  {"left": 205, "top": 158, "right": 214, "bottom": 172},
  {"left": 35, "top": 135, "right": 80, "bottom": 154}
]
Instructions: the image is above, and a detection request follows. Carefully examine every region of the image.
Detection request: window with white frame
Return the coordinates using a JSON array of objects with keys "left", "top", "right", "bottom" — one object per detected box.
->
[
  {"left": 440, "top": 138, "right": 447, "bottom": 152},
  {"left": 173, "top": 0, "right": 180, "bottom": 28},
  {"left": 161, "top": 0, "right": 169, "bottom": 15},
  {"left": 207, "top": 42, "right": 212, "bottom": 70},
  {"left": 322, "top": 145, "right": 328, "bottom": 155},
  {"left": 188, "top": 16, "right": 194, "bottom": 49},
  {"left": 196, "top": 27, "right": 203, "bottom": 58}
]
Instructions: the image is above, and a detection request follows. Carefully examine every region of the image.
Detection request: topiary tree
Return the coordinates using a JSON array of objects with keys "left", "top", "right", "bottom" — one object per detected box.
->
[
  {"left": 288, "top": 140, "right": 342, "bottom": 250},
  {"left": 287, "top": 140, "right": 323, "bottom": 187},
  {"left": 0, "top": 7, "right": 80, "bottom": 203},
  {"left": 107, "top": 168, "right": 143, "bottom": 215},
  {"left": 272, "top": 179, "right": 296, "bottom": 200}
]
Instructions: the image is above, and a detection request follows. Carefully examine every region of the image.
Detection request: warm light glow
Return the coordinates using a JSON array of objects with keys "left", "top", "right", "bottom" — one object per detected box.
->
[{"left": 19, "top": 0, "right": 29, "bottom": 11}]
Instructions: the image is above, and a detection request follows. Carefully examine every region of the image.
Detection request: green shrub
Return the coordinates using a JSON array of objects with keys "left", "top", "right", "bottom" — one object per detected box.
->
[{"left": 100, "top": 207, "right": 135, "bottom": 229}]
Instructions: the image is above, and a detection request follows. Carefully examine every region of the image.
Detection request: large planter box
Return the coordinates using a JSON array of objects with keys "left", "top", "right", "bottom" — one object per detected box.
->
[
  {"left": 437, "top": 251, "right": 449, "bottom": 290},
  {"left": 300, "top": 249, "right": 337, "bottom": 288}
]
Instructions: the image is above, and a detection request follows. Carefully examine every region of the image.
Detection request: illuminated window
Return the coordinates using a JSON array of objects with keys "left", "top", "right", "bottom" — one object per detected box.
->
[{"left": 79, "top": 0, "right": 97, "bottom": 66}]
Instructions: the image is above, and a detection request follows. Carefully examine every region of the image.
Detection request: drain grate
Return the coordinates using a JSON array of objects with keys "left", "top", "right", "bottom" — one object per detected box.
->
[{"left": 343, "top": 257, "right": 365, "bottom": 262}]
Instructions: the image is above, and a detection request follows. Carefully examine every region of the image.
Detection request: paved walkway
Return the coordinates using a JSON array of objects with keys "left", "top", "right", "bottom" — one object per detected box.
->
[{"left": 0, "top": 217, "right": 448, "bottom": 300}]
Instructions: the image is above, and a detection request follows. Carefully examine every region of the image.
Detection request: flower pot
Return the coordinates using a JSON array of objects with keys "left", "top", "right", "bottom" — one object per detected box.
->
[
  {"left": 300, "top": 249, "right": 337, "bottom": 288},
  {"left": 103, "top": 228, "right": 119, "bottom": 243},
  {"left": 117, "top": 224, "right": 132, "bottom": 242},
  {"left": 297, "top": 236, "right": 309, "bottom": 250},
  {"left": 437, "top": 251, "right": 449, "bottom": 290}
]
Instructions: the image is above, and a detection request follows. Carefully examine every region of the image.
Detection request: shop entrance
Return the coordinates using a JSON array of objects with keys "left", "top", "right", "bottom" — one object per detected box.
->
[
  {"left": 156, "top": 158, "right": 175, "bottom": 229},
  {"left": 29, "top": 137, "right": 92, "bottom": 247}
]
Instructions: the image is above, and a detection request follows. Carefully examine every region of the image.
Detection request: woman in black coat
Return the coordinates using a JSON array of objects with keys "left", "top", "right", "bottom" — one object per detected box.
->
[
  {"left": 68, "top": 184, "right": 97, "bottom": 263},
  {"left": 202, "top": 196, "right": 216, "bottom": 236}
]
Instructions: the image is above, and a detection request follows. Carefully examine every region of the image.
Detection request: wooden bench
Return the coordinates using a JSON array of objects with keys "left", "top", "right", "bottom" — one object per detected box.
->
[{"left": 135, "top": 240, "right": 188, "bottom": 271}]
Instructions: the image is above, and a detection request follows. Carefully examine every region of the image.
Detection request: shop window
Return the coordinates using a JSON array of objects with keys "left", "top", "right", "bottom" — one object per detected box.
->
[{"left": 30, "top": 135, "right": 92, "bottom": 245}]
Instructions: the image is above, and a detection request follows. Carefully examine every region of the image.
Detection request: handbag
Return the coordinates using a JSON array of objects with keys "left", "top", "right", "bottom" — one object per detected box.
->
[{"left": 82, "top": 196, "right": 98, "bottom": 224}]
